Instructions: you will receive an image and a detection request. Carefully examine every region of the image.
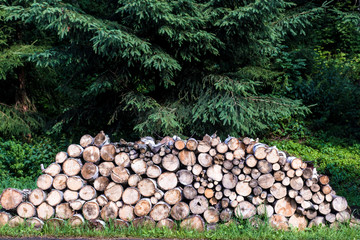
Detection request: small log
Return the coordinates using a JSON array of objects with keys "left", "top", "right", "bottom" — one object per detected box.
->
[
  {"left": 267, "top": 194, "right": 275, "bottom": 204},
  {"left": 133, "top": 216, "right": 156, "bottom": 228},
  {"left": 162, "top": 154, "right": 180, "bottom": 172},
  {"left": 302, "top": 168, "right": 313, "bottom": 179},
  {"left": 83, "top": 146, "right": 100, "bottom": 163},
  {"left": 64, "top": 190, "right": 79, "bottom": 202},
  {"left": 207, "top": 164, "right": 223, "bottom": 182},
  {"left": 115, "top": 152, "right": 130, "bottom": 167},
  {"left": 100, "top": 201, "right": 118, "bottom": 221},
  {"left": 56, "top": 203, "right": 74, "bottom": 219},
  {"left": 170, "top": 202, "right": 190, "bottom": 220},
  {"left": 80, "top": 134, "right": 94, "bottom": 148},
  {"left": 257, "top": 204, "right": 274, "bottom": 218},
  {"left": 53, "top": 174, "right": 68, "bottom": 190},
  {"left": 0, "top": 188, "right": 27, "bottom": 211},
  {"left": 93, "top": 176, "right": 110, "bottom": 191},
  {"left": 177, "top": 170, "right": 193, "bottom": 186},
  {"left": 310, "top": 183, "right": 320, "bottom": 192},
  {"left": 97, "top": 195, "right": 108, "bottom": 207},
  {"left": 67, "top": 144, "right": 83, "bottom": 158},
  {"left": 186, "top": 138, "right": 198, "bottom": 151},
  {"left": 79, "top": 185, "right": 97, "bottom": 201},
  {"left": 8, "top": 216, "right": 24, "bottom": 227},
  {"left": 258, "top": 174, "right": 275, "bottom": 189},
  {"left": 111, "top": 166, "right": 130, "bottom": 184},
  {"left": 319, "top": 202, "right": 331, "bottom": 215},
  {"left": 287, "top": 157, "right": 302, "bottom": 170},
  {"left": 245, "top": 155, "right": 257, "bottom": 168},
  {"left": 128, "top": 174, "right": 141, "bottom": 187},
  {"left": 331, "top": 196, "right": 348, "bottom": 212},
  {"left": 104, "top": 183, "right": 123, "bottom": 202},
  {"left": 321, "top": 185, "right": 332, "bottom": 195},
  {"left": 131, "top": 159, "right": 147, "bottom": 175},
  {"left": 157, "top": 218, "right": 176, "bottom": 230},
  {"left": 146, "top": 165, "right": 162, "bottom": 179},
  {"left": 203, "top": 207, "right": 220, "bottom": 224},
  {"left": 312, "top": 192, "right": 324, "bottom": 204},
  {"left": 174, "top": 140, "right": 186, "bottom": 151},
  {"left": 274, "top": 171, "right": 285, "bottom": 182},
  {"left": 46, "top": 190, "right": 63, "bottom": 206},
  {"left": 253, "top": 144, "right": 267, "bottom": 160},
  {"left": 192, "top": 164, "right": 203, "bottom": 176},
  {"left": 183, "top": 186, "right": 197, "bottom": 200},
  {"left": 119, "top": 205, "right": 135, "bottom": 221},
  {"left": 269, "top": 214, "right": 289, "bottom": 230},
  {"left": 198, "top": 153, "right": 213, "bottom": 168},
  {"left": 274, "top": 197, "right": 296, "bottom": 217},
  {"left": 43, "top": 163, "right": 61, "bottom": 177},
  {"left": 273, "top": 163, "right": 281, "bottom": 171},
  {"left": 88, "top": 219, "right": 106, "bottom": 230},
  {"left": 81, "top": 162, "right": 99, "bottom": 180},
  {"left": 289, "top": 213, "right": 308, "bottom": 230},
  {"left": 287, "top": 169, "right": 295, "bottom": 178},
  {"left": 82, "top": 201, "right": 100, "bottom": 220},
  {"left": 122, "top": 187, "right": 141, "bottom": 205},
  {"left": 257, "top": 160, "right": 272, "bottom": 174},
  {"left": 288, "top": 189, "right": 298, "bottom": 199},
  {"left": 300, "top": 186, "right": 312, "bottom": 200},
  {"left": 99, "top": 162, "right": 115, "bottom": 177},
  {"left": 0, "top": 212, "right": 12, "bottom": 226},
  {"left": 37, "top": 174, "right": 53, "bottom": 191},
  {"left": 55, "top": 151, "right": 68, "bottom": 164},
  {"left": 100, "top": 144, "right": 116, "bottom": 161},
  {"left": 164, "top": 188, "right": 182, "bottom": 205},
  {"left": 150, "top": 202, "right": 171, "bottom": 221},
  {"left": 253, "top": 186, "right": 262, "bottom": 196},
  {"left": 189, "top": 196, "right": 209, "bottom": 214},
  {"left": 63, "top": 158, "right": 82, "bottom": 176},
  {"left": 290, "top": 176, "right": 304, "bottom": 191},
  {"left": 270, "top": 183, "right": 287, "bottom": 199},
  {"left": 325, "top": 213, "right": 336, "bottom": 223},
  {"left": 308, "top": 216, "right": 325, "bottom": 227},
  {"left": 157, "top": 172, "right": 178, "bottom": 190},
  {"left": 222, "top": 173, "right": 238, "bottom": 190},
  {"left": 17, "top": 202, "right": 36, "bottom": 218},
  {"left": 235, "top": 201, "right": 256, "bottom": 219},
  {"left": 134, "top": 198, "right": 152, "bottom": 217},
  {"left": 178, "top": 150, "right": 196, "bottom": 166},
  {"left": 69, "top": 200, "right": 85, "bottom": 211},
  {"left": 235, "top": 181, "right": 252, "bottom": 196},
  {"left": 69, "top": 214, "right": 85, "bottom": 227},
  {"left": 37, "top": 202, "right": 54, "bottom": 220},
  {"left": 66, "top": 176, "right": 85, "bottom": 191},
  {"left": 138, "top": 179, "right": 156, "bottom": 197},
  {"left": 26, "top": 217, "right": 44, "bottom": 230},
  {"left": 282, "top": 177, "right": 290, "bottom": 186},
  {"left": 180, "top": 215, "right": 205, "bottom": 231},
  {"left": 319, "top": 175, "right": 330, "bottom": 185},
  {"left": 204, "top": 189, "right": 214, "bottom": 199}
]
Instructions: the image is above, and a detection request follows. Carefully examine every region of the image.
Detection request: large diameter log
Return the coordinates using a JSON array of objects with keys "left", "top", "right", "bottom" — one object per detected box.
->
[
  {"left": 55, "top": 151, "right": 68, "bottom": 164},
  {"left": 37, "top": 202, "right": 54, "bottom": 220},
  {"left": 37, "top": 174, "right": 53, "bottom": 190},
  {"left": 222, "top": 173, "right": 238, "bottom": 189},
  {"left": 138, "top": 179, "right": 156, "bottom": 197},
  {"left": 162, "top": 154, "right": 180, "bottom": 171},
  {"left": 104, "top": 183, "right": 123, "bottom": 202},
  {"left": 146, "top": 165, "right": 162, "bottom": 179},
  {"left": 270, "top": 183, "right": 287, "bottom": 199},
  {"left": 17, "top": 202, "right": 36, "bottom": 218},
  {"left": 111, "top": 166, "right": 130, "bottom": 184},
  {"left": 269, "top": 214, "right": 289, "bottom": 230},
  {"left": 119, "top": 205, "right": 135, "bottom": 221},
  {"left": 53, "top": 174, "right": 68, "bottom": 190},
  {"left": 207, "top": 164, "right": 223, "bottom": 182},
  {"left": 171, "top": 202, "right": 190, "bottom": 220},
  {"left": 67, "top": 144, "right": 83, "bottom": 158},
  {"left": 0, "top": 212, "right": 12, "bottom": 226},
  {"left": 81, "top": 162, "right": 99, "bottom": 180},
  {"left": 235, "top": 181, "right": 252, "bottom": 197},
  {"left": 0, "top": 188, "right": 25, "bottom": 210},
  {"left": 69, "top": 214, "right": 85, "bottom": 227},
  {"left": 83, "top": 201, "right": 100, "bottom": 220},
  {"left": 177, "top": 170, "right": 193, "bottom": 185},
  {"left": 331, "top": 196, "right": 348, "bottom": 212},
  {"left": 80, "top": 134, "right": 94, "bottom": 148},
  {"left": 115, "top": 152, "right": 130, "bottom": 168},
  {"left": 216, "top": 142, "right": 228, "bottom": 154},
  {"left": 157, "top": 172, "right": 178, "bottom": 190},
  {"left": 198, "top": 153, "right": 213, "bottom": 167},
  {"left": 100, "top": 201, "right": 118, "bottom": 221},
  {"left": 289, "top": 213, "right": 308, "bottom": 230},
  {"left": 180, "top": 215, "right": 205, "bottom": 231},
  {"left": 93, "top": 176, "right": 110, "bottom": 191},
  {"left": 99, "top": 162, "right": 115, "bottom": 177},
  {"left": 189, "top": 196, "right": 209, "bottom": 214},
  {"left": 150, "top": 202, "right": 171, "bottom": 221},
  {"left": 274, "top": 197, "right": 296, "bottom": 217},
  {"left": 235, "top": 201, "right": 256, "bottom": 219},
  {"left": 100, "top": 144, "right": 116, "bottom": 161},
  {"left": 79, "top": 186, "right": 97, "bottom": 201},
  {"left": 258, "top": 174, "right": 275, "bottom": 189},
  {"left": 336, "top": 211, "right": 351, "bottom": 222},
  {"left": 122, "top": 187, "right": 141, "bottom": 205},
  {"left": 131, "top": 159, "right": 147, "bottom": 175},
  {"left": 56, "top": 203, "right": 74, "bottom": 219},
  {"left": 178, "top": 150, "right": 196, "bottom": 166},
  {"left": 43, "top": 163, "right": 61, "bottom": 177},
  {"left": 46, "top": 190, "right": 63, "bottom": 206},
  {"left": 62, "top": 158, "right": 82, "bottom": 176},
  {"left": 164, "top": 188, "right": 182, "bottom": 205},
  {"left": 203, "top": 207, "right": 219, "bottom": 224},
  {"left": 83, "top": 146, "right": 100, "bottom": 163},
  {"left": 67, "top": 176, "right": 85, "bottom": 191},
  {"left": 134, "top": 199, "right": 152, "bottom": 217}
]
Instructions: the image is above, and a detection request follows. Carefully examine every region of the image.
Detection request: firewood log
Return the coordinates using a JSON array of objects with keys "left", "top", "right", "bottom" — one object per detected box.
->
[
  {"left": 258, "top": 174, "right": 275, "bottom": 189},
  {"left": 253, "top": 144, "right": 267, "bottom": 160},
  {"left": 104, "top": 183, "right": 123, "bottom": 202},
  {"left": 17, "top": 202, "right": 36, "bottom": 218},
  {"left": 0, "top": 212, "right": 12, "bottom": 226},
  {"left": 8, "top": 216, "right": 24, "bottom": 227},
  {"left": 122, "top": 187, "right": 141, "bottom": 205},
  {"left": 64, "top": 190, "right": 79, "bottom": 202},
  {"left": 150, "top": 202, "right": 171, "bottom": 221},
  {"left": 0, "top": 188, "right": 27, "bottom": 211},
  {"left": 131, "top": 159, "right": 147, "bottom": 175},
  {"left": 325, "top": 213, "right": 336, "bottom": 223},
  {"left": 96, "top": 195, "right": 108, "bottom": 207},
  {"left": 157, "top": 218, "right": 176, "bottom": 229},
  {"left": 133, "top": 198, "right": 152, "bottom": 217},
  {"left": 52, "top": 174, "right": 68, "bottom": 190},
  {"left": 269, "top": 214, "right": 289, "bottom": 230},
  {"left": 146, "top": 165, "right": 162, "bottom": 179},
  {"left": 189, "top": 196, "right": 208, "bottom": 214},
  {"left": 289, "top": 213, "right": 308, "bottom": 230},
  {"left": 93, "top": 176, "right": 110, "bottom": 191},
  {"left": 164, "top": 188, "right": 182, "bottom": 205},
  {"left": 69, "top": 214, "right": 85, "bottom": 227},
  {"left": 119, "top": 205, "right": 135, "bottom": 221},
  {"left": 26, "top": 217, "right": 44, "bottom": 230},
  {"left": 257, "top": 204, "right": 274, "bottom": 218},
  {"left": 257, "top": 160, "right": 272, "bottom": 174},
  {"left": 37, "top": 174, "right": 53, "bottom": 191},
  {"left": 66, "top": 176, "right": 85, "bottom": 191},
  {"left": 37, "top": 202, "right": 54, "bottom": 220},
  {"left": 55, "top": 151, "right": 68, "bottom": 164},
  {"left": 197, "top": 141, "right": 211, "bottom": 153},
  {"left": 235, "top": 201, "right": 256, "bottom": 219},
  {"left": 180, "top": 215, "right": 205, "bottom": 231},
  {"left": 81, "top": 162, "right": 99, "bottom": 181},
  {"left": 178, "top": 150, "right": 196, "bottom": 166},
  {"left": 98, "top": 162, "right": 115, "bottom": 177},
  {"left": 270, "top": 183, "right": 287, "bottom": 199},
  {"left": 43, "top": 163, "right": 61, "bottom": 177},
  {"left": 100, "top": 201, "right": 118, "bottom": 221},
  {"left": 79, "top": 186, "right": 97, "bottom": 201},
  {"left": 111, "top": 166, "right": 130, "bottom": 184},
  {"left": 82, "top": 200, "right": 100, "bottom": 220},
  {"left": 46, "top": 190, "right": 63, "bottom": 206},
  {"left": 245, "top": 155, "right": 257, "bottom": 168},
  {"left": 63, "top": 158, "right": 82, "bottom": 176},
  {"left": 207, "top": 164, "right": 223, "bottom": 182},
  {"left": 331, "top": 196, "right": 348, "bottom": 212},
  {"left": 308, "top": 216, "right": 325, "bottom": 227},
  {"left": 83, "top": 146, "right": 100, "bottom": 163},
  {"left": 287, "top": 157, "right": 302, "bottom": 170},
  {"left": 203, "top": 207, "right": 219, "bottom": 224},
  {"left": 114, "top": 152, "right": 130, "bottom": 167},
  {"left": 56, "top": 203, "right": 74, "bottom": 219},
  {"left": 80, "top": 134, "right": 94, "bottom": 148},
  {"left": 138, "top": 179, "right": 156, "bottom": 197},
  {"left": 312, "top": 192, "right": 324, "bottom": 204},
  {"left": 132, "top": 216, "right": 156, "bottom": 228},
  {"left": 319, "top": 175, "right": 330, "bottom": 185},
  {"left": 100, "top": 144, "right": 116, "bottom": 161},
  {"left": 157, "top": 172, "right": 178, "bottom": 190},
  {"left": 162, "top": 154, "right": 180, "bottom": 172},
  {"left": 186, "top": 138, "right": 198, "bottom": 151},
  {"left": 274, "top": 171, "right": 285, "bottom": 181},
  {"left": 235, "top": 181, "right": 252, "bottom": 197},
  {"left": 67, "top": 144, "right": 83, "bottom": 158},
  {"left": 88, "top": 219, "right": 106, "bottom": 230},
  {"left": 274, "top": 197, "right": 296, "bottom": 217},
  {"left": 220, "top": 208, "right": 232, "bottom": 222},
  {"left": 69, "top": 200, "right": 85, "bottom": 211}
]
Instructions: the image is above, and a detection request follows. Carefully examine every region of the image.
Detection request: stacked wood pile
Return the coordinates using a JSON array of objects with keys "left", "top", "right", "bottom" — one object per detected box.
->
[{"left": 0, "top": 132, "right": 358, "bottom": 231}]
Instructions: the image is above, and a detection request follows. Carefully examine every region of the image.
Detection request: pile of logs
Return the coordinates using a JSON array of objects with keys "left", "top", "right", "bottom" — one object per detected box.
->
[{"left": 0, "top": 132, "right": 357, "bottom": 231}]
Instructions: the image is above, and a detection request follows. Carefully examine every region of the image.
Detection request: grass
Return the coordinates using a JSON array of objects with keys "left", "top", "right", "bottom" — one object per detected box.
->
[{"left": 0, "top": 219, "right": 359, "bottom": 240}]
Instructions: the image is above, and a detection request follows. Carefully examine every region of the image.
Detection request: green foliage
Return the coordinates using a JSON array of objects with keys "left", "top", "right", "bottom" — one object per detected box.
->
[
  {"left": 265, "top": 137, "right": 360, "bottom": 206},
  {"left": 0, "top": 137, "right": 64, "bottom": 178}
]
